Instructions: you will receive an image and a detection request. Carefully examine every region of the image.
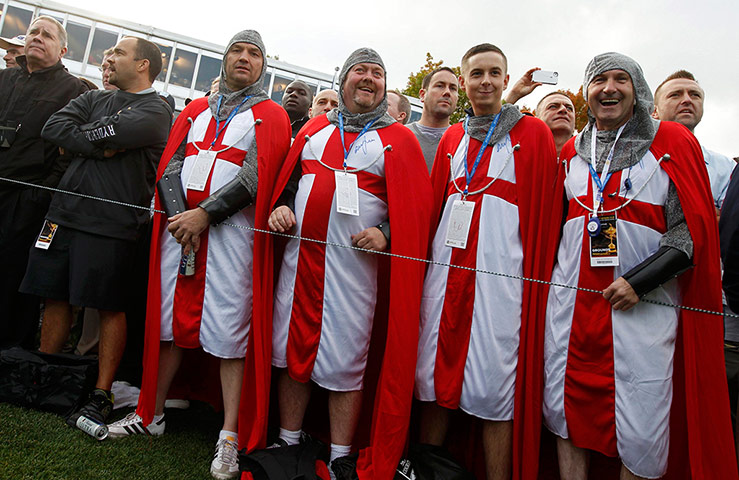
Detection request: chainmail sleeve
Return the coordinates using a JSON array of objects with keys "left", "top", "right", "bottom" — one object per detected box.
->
[
  {"left": 163, "top": 137, "right": 187, "bottom": 176},
  {"left": 236, "top": 136, "right": 258, "bottom": 199},
  {"left": 659, "top": 180, "right": 694, "bottom": 258}
]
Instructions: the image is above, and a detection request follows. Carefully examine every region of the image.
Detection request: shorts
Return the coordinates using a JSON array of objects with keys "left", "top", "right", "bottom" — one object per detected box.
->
[{"left": 20, "top": 223, "right": 137, "bottom": 312}]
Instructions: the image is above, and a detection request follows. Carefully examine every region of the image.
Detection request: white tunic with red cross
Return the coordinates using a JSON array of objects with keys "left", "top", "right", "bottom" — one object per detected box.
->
[
  {"left": 159, "top": 107, "right": 257, "bottom": 359},
  {"left": 415, "top": 131, "right": 523, "bottom": 420},
  {"left": 272, "top": 123, "right": 389, "bottom": 391},
  {"left": 543, "top": 148, "right": 679, "bottom": 478}
]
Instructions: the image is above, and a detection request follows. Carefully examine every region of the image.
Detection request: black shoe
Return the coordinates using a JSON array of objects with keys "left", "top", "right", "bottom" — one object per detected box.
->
[{"left": 66, "top": 389, "right": 114, "bottom": 427}]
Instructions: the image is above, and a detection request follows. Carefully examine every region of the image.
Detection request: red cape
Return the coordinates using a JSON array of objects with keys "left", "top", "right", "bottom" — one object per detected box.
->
[
  {"left": 559, "top": 121, "right": 738, "bottom": 479},
  {"left": 429, "top": 117, "right": 563, "bottom": 480},
  {"left": 271, "top": 116, "right": 433, "bottom": 480},
  {"left": 136, "top": 97, "right": 291, "bottom": 456}
]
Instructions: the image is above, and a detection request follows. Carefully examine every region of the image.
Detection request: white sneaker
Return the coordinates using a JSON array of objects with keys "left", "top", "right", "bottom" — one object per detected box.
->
[
  {"left": 210, "top": 435, "right": 239, "bottom": 479},
  {"left": 107, "top": 412, "right": 165, "bottom": 438}
]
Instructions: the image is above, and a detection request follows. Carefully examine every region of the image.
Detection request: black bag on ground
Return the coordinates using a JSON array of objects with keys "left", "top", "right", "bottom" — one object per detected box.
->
[
  {"left": 404, "top": 443, "right": 475, "bottom": 480},
  {"left": 239, "top": 435, "right": 329, "bottom": 480},
  {"left": 0, "top": 347, "right": 98, "bottom": 417}
]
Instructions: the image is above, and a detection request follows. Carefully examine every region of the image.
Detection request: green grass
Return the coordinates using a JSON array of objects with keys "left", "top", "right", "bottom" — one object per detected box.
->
[{"left": 0, "top": 401, "right": 225, "bottom": 479}]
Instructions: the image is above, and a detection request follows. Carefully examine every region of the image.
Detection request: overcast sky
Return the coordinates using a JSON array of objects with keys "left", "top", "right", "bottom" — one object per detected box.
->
[{"left": 73, "top": 0, "right": 738, "bottom": 157}]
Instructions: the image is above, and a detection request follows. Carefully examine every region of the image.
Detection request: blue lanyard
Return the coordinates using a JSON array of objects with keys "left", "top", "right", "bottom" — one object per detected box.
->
[
  {"left": 212, "top": 95, "right": 251, "bottom": 148},
  {"left": 338, "top": 112, "right": 378, "bottom": 169},
  {"left": 462, "top": 111, "right": 501, "bottom": 196},
  {"left": 588, "top": 166, "right": 613, "bottom": 195},
  {"left": 588, "top": 124, "right": 625, "bottom": 213}
]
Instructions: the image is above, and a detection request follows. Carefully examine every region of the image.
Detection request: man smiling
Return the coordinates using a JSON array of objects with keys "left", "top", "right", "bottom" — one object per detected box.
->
[
  {"left": 414, "top": 43, "right": 561, "bottom": 480},
  {"left": 543, "top": 52, "right": 736, "bottom": 479},
  {"left": 535, "top": 92, "right": 576, "bottom": 157},
  {"left": 269, "top": 47, "right": 432, "bottom": 479}
]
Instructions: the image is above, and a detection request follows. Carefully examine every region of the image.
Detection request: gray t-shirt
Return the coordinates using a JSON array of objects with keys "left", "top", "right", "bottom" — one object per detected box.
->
[{"left": 407, "top": 122, "right": 448, "bottom": 173}]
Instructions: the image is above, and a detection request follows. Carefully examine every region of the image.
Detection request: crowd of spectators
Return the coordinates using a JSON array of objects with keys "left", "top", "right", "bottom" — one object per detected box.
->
[{"left": 1, "top": 16, "right": 738, "bottom": 480}]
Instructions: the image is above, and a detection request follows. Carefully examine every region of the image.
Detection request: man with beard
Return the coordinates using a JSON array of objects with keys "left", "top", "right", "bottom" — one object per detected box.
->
[
  {"left": 543, "top": 52, "right": 736, "bottom": 479},
  {"left": 406, "top": 67, "right": 459, "bottom": 172},
  {"left": 21, "top": 36, "right": 170, "bottom": 427},
  {"left": 105, "top": 30, "right": 290, "bottom": 480},
  {"left": 268, "top": 48, "right": 432, "bottom": 479}
]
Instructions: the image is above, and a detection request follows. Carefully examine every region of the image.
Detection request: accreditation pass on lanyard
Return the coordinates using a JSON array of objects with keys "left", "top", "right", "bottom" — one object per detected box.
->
[
  {"left": 445, "top": 200, "right": 475, "bottom": 248},
  {"left": 187, "top": 94, "right": 250, "bottom": 192},
  {"left": 587, "top": 124, "right": 625, "bottom": 267},
  {"left": 444, "top": 112, "right": 500, "bottom": 249},
  {"left": 335, "top": 113, "right": 377, "bottom": 216},
  {"left": 335, "top": 171, "right": 359, "bottom": 216},
  {"left": 186, "top": 150, "right": 217, "bottom": 191}
]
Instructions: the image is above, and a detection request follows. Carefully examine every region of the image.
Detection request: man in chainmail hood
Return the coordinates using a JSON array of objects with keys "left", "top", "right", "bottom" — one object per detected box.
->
[
  {"left": 413, "top": 43, "right": 563, "bottom": 479},
  {"left": 107, "top": 29, "right": 291, "bottom": 480},
  {"left": 543, "top": 52, "right": 736, "bottom": 479},
  {"left": 267, "top": 47, "right": 432, "bottom": 479}
]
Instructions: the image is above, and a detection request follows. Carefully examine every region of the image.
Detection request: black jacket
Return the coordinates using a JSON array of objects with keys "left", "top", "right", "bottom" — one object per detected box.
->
[
  {"left": 0, "top": 56, "right": 89, "bottom": 188},
  {"left": 42, "top": 89, "right": 172, "bottom": 241},
  {"left": 720, "top": 164, "right": 739, "bottom": 312}
]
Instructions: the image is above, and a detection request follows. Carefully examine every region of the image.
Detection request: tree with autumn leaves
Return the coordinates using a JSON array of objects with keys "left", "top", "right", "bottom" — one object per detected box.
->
[{"left": 402, "top": 53, "right": 589, "bottom": 131}]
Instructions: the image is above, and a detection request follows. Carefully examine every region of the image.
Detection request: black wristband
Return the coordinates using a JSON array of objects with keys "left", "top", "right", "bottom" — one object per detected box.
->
[
  {"left": 198, "top": 177, "right": 253, "bottom": 225},
  {"left": 622, "top": 246, "right": 693, "bottom": 297}
]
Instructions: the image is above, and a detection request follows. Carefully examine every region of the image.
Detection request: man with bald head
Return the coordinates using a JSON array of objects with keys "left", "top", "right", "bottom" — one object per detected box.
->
[
  {"left": 282, "top": 79, "right": 313, "bottom": 138},
  {"left": 269, "top": 47, "right": 432, "bottom": 478},
  {"left": 535, "top": 91, "right": 576, "bottom": 157},
  {"left": 106, "top": 30, "right": 290, "bottom": 480},
  {"left": 653, "top": 70, "right": 735, "bottom": 209},
  {"left": 310, "top": 89, "right": 339, "bottom": 118},
  {"left": 543, "top": 52, "right": 735, "bottom": 479},
  {"left": 0, "top": 16, "right": 88, "bottom": 349}
]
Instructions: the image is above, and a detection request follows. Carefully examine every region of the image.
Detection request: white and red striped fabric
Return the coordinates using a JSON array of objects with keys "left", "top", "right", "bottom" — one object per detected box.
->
[
  {"left": 158, "top": 107, "right": 258, "bottom": 359},
  {"left": 543, "top": 145, "right": 679, "bottom": 478},
  {"left": 272, "top": 123, "right": 389, "bottom": 391},
  {"left": 415, "top": 131, "right": 524, "bottom": 420}
]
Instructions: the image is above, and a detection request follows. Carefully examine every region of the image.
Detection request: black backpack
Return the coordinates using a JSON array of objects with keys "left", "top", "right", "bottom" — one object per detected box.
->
[{"left": 239, "top": 436, "right": 329, "bottom": 480}]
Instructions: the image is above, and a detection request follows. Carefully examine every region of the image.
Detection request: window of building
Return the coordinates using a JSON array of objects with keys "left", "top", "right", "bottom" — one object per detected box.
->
[
  {"left": 169, "top": 46, "right": 197, "bottom": 88},
  {"left": 1, "top": 5, "right": 33, "bottom": 39},
  {"left": 88, "top": 26, "right": 118, "bottom": 67},
  {"left": 153, "top": 42, "right": 172, "bottom": 83},
  {"left": 65, "top": 21, "right": 91, "bottom": 63},
  {"left": 262, "top": 69, "right": 272, "bottom": 92},
  {"left": 194, "top": 54, "right": 221, "bottom": 92},
  {"left": 38, "top": 10, "right": 64, "bottom": 25},
  {"left": 271, "top": 74, "right": 292, "bottom": 104}
]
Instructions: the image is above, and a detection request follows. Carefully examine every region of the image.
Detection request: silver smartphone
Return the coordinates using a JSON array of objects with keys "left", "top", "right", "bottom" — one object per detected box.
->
[{"left": 532, "top": 70, "right": 559, "bottom": 85}]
